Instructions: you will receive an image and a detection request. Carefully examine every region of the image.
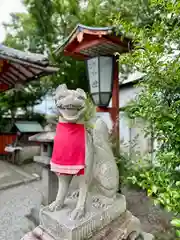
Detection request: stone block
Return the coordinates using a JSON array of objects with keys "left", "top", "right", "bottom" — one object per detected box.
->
[
  {"left": 23, "top": 210, "right": 154, "bottom": 240},
  {"left": 40, "top": 194, "right": 126, "bottom": 240}
]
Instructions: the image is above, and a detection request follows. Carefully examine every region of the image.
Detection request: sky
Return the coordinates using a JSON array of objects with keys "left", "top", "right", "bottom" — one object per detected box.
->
[{"left": 0, "top": 0, "right": 26, "bottom": 43}]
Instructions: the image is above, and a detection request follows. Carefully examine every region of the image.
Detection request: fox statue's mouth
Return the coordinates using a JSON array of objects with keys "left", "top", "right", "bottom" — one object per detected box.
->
[
  {"left": 59, "top": 104, "right": 84, "bottom": 111},
  {"left": 59, "top": 108, "right": 85, "bottom": 121},
  {"left": 57, "top": 103, "right": 86, "bottom": 122}
]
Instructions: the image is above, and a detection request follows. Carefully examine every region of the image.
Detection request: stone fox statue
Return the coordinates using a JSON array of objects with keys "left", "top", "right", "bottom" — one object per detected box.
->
[{"left": 49, "top": 84, "right": 119, "bottom": 220}]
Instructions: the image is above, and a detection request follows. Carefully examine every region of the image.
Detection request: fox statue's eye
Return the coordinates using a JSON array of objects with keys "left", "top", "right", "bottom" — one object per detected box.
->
[
  {"left": 58, "top": 96, "right": 64, "bottom": 100},
  {"left": 77, "top": 96, "right": 85, "bottom": 100},
  {"left": 55, "top": 99, "right": 61, "bottom": 106}
]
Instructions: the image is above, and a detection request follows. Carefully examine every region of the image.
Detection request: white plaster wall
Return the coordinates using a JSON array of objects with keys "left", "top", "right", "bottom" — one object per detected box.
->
[
  {"left": 96, "top": 85, "right": 142, "bottom": 132},
  {"left": 96, "top": 85, "right": 149, "bottom": 155},
  {"left": 110, "top": 85, "right": 142, "bottom": 108}
]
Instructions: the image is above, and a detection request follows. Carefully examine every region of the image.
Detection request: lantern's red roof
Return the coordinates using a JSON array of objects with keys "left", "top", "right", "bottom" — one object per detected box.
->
[
  {"left": 0, "top": 44, "right": 58, "bottom": 92},
  {"left": 55, "top": 24, "right": 132, "bottom": 60}
]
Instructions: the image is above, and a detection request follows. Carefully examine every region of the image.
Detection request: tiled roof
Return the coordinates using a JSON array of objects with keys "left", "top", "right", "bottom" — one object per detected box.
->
[
  {"left": 29, "top": 131, "right": 55, "bottom": 142},
  {"left": 14, "top": 121, "right": 44, "bottom": 133},
  {"left": 0, "top": 44, "right": 58, "bottom": 92}
]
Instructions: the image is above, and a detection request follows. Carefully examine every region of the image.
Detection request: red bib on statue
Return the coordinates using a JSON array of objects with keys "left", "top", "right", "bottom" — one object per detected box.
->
[{"left": 50, "top": 122, "right": 85, "bottom": 175}]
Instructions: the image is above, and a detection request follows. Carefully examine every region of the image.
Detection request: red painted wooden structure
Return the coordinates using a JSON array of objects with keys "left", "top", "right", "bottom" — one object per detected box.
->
[
  {"left": 0, "top": 133, "right": 17, "bottom": 155},
  {"left": 55, "top": 24, "right": 132, "bottom": 149}
]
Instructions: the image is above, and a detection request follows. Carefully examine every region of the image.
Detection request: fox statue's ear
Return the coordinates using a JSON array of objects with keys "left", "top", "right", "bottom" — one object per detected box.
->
[
  {"left": 76, "top": 88, "right": 87, "bottom": 99},
  {"left": 56, "top": 84, "right": 67, "bottom": 94},
  {"left": 54, "top": 84, "right": 68, "bottom": 100}
]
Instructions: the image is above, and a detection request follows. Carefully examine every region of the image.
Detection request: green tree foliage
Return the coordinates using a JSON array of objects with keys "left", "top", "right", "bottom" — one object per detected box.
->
[
  {"left": 0, "top": 81, "right": 48, "bottom": 127},
  {"left": 112, "top": 0, "right": 180, "bottom": 218},
  {"left": 4, "top": 0, "right": 153, "bottom": 91},
  {"left": 1, "top": 0, "right": 151, "bottom": 127},
  {"left": 2, "top": 0, "right": 133, "bottom": 123},
  {"left": 1, "top": 13, "right": 50, "bottom": 125},
  {"left": 171, "top": 218, "right": 180, "bottom": 238},
  {"left": 5, "top": 0, "right": 126, "bottom": 92}
]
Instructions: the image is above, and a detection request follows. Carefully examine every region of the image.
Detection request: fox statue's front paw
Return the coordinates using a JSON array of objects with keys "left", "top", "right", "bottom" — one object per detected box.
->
[
  {"left": 48, "top": 200, "right": 63, "bottom": 212},
  {"left": 70, "top": 206, "right": 85, "bottom": 220}
]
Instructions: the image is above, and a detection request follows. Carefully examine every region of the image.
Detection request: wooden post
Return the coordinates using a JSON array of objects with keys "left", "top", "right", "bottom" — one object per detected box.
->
[
  {"left": 96, "top": 56, "right": 120, "bottom": 154},
  {"left": 111, "top": 56, "right": 119, "bottom": 153}
]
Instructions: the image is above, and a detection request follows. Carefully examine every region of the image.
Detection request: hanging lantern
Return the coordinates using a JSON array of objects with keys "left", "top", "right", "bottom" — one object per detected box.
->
[{"left": 86, "top": 56, "right": 114, "bottom": 107}]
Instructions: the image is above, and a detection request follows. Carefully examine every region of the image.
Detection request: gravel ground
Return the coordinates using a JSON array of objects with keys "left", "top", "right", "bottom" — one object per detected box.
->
[{"left": 0, "top": 163, "right": 174, "bottom": 240}]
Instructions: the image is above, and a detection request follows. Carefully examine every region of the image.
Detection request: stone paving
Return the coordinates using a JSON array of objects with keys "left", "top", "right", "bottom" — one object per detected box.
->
[
  {"left": 0, "top": 161, "right": 39, "bottom": 191},
  {"left": 0, "top": 179, "right": 43, "bottom": 240},
  {"left": 0, "top": 162, "right": 43, "bottom": 240}
]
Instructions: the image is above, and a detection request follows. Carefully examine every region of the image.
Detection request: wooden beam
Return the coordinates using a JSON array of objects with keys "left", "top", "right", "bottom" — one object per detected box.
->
[
  {"left": 8, "top": 67, "right": 25, "bottom": 82},
  {"left": 5, "top": 72, "right": 19, "bottom": 81},
  {"left": 26, "top": 66, "right": 40, "bottom": 75},
  {"left": 10, "top": 63, "right": 28, "bottom": 80},
  {"left": 72, "top": 38, "right": 108, "bottom": 53},
  {"left": 63, "top": 50, "right": 88, "bottom": 60},
  {"left": 0, "top": 75, "right": 13, "bottom": 85}
]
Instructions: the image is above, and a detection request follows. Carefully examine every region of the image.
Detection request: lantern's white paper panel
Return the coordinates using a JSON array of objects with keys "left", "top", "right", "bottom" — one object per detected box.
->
[
  {"left": 87, "top": 56, "right": 113, "bottom": 106},
  {"left": 99, "top": 56, "right": 113, "bottom": 92},
  {"left": 87, "top": 57, "right": 99, "bottom": 93},
  {"left": 87, "top": 57, "right": 99, "bottom": 105}
]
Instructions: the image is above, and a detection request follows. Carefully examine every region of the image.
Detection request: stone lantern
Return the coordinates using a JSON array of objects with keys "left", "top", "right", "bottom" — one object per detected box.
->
[{"left": 29, "top": 125, "right": 57, "bottom": 205}]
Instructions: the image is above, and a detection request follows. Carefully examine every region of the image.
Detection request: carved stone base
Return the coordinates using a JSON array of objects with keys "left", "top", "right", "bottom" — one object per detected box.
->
[
  {"left": 40, "top": 194, "right": 126, "bottom": 240},
  {"left": 21, "top": 211, "right": 154, "bottom": 240}
]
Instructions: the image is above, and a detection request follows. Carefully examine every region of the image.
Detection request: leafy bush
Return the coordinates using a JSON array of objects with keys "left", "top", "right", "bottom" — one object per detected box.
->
[
  {"left": 118, "top": 145, "right": 180, "bottom": 211},
  {"left": 171, "top": 218, "right": 180, "bottom": 238}
]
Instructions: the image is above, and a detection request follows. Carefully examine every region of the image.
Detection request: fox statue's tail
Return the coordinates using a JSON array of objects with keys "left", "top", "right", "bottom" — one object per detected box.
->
[{"left": 92, "top": 118, "right": 119, "bottom": 198}]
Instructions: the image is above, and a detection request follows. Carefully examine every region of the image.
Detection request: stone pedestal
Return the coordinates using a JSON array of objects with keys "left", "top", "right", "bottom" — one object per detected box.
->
[
  {"left": 22, "top": 209, "right": 154, "bottom": 240},
  {"left": 40, "top": 194, "right": 126, "bottom": 240}
]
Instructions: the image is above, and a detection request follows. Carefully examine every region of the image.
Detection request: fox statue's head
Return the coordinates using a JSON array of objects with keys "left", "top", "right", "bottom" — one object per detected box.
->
[{"left": 54, "top": 84, "right": 87, "bottom": 122}]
